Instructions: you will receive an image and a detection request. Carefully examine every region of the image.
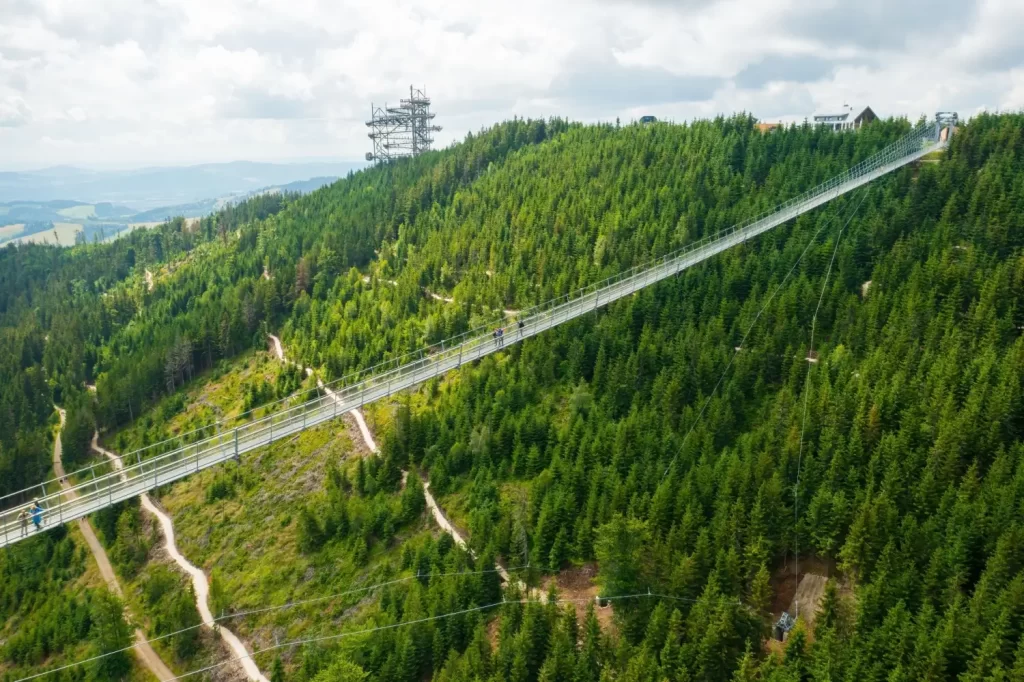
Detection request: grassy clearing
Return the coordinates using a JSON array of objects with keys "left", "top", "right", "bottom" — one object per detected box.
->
[
  {"left": 0, "top": 223, "right": 25, "bottom": 242},
  {"left": 110, "top": 350, "right": 316, "bottom": 454},
  {"left": 106, "top": 350, "right": 454, "bottom": 675},
  {"left": 10, "top": 223, "right": 82, "bottom": 246},
  {"left": 57, "top": 204, "right": 96, "bottom": 220},
  {"left": 154, "top": 421, "right": 430, "bottom": 658}
]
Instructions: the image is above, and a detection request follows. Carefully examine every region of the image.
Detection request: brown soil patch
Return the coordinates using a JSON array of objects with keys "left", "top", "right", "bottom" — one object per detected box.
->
[
  {"left": 770, "top": 555, "right": 854, "bottom": 642},
  {"left": 541, "top": 563, "right": 615, "bottom": 634},
  {"left": 790, "top": 574, "right": 828, "bottom": 628},
  {"left": 207, "top": 631, "right": 250, "bottom": 682},
  {"left": 770, "top": 556, "right": 834, "bottom": 620},
  {"left": 487, "top": 615, "right": 501, "bottom": 649}
]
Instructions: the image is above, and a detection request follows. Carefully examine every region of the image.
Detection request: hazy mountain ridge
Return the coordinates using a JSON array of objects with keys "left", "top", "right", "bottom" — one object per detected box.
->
[
  {"left": 0, "top": 160, "right": 363, "bottom": 210},
  {"left": 0, "top": 175, "right": 344, "bottom": 247}
]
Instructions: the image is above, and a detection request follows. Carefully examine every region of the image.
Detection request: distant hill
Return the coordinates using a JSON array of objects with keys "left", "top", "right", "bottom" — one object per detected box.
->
[
  {"left": 128, "top": 176, "right": 340, "bottom": 223},
  {"left": 0, "top": 174, "right": 344, "bottom": 247},
  {"left": 0, "top": 161, "right": 363, "bottom": 210},
  {"left": 0, "top": 199, "right": 136, "bottom": 224}
]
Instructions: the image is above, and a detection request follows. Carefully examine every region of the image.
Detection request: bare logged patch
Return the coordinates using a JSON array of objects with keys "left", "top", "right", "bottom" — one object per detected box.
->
[
  {"left": 487, "top": 615, "right": 501, "bottom": 649},
  {"left": 208, "top": 632, "right": 251, "bottom": 682},
  {"left": 772, "top": 557, "right": 826, "bottom": 616},
  {"left": 790, "top": 574, "right": 828, "bottom": 628},
  {"left": 541, "top": 563, "right": 615, "bottom": 634},
  {"left": 594, "top": 600, "right": 614, "bottom": 633},
  {"left": 770, "top": 555, "right": 851, "bottom": 638}
]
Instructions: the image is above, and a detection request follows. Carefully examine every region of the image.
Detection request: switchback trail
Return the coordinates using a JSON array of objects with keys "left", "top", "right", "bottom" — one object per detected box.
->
[
  {"left": 267, "top": 336, "right": 522, "bottom": 590},
  {"left": 268, "top": 335, "right": 378, "bottom": 453},
  {"left": 91, "top": 435, "right": 269, "bottom": 682},
  {"left": 50, "top": 410, "right": 174, "bottom": 681}
]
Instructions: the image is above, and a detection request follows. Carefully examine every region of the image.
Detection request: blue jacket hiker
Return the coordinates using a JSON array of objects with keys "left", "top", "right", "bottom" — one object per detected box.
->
[{"left": 30, "top": 499, "right": 43, "bottom": 530}]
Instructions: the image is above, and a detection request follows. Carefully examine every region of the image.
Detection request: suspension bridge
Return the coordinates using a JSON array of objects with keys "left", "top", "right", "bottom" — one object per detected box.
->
[{"left": 0, "top": 115, "right": 957, "bottom": 548}]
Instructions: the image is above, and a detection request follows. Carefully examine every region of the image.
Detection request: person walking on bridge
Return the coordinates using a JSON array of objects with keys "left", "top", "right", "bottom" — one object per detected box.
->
[
  {"left": 30, "top": 499, "right": 43, "bottom": 531},
  {"left": 18, "top": 508, "right": 29, "bottom": 536}
]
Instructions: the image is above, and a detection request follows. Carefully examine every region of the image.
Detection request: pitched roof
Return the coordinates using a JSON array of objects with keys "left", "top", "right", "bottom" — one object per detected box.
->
[{"left": 814, "top": 105, "right": 874, "bottom": 122}]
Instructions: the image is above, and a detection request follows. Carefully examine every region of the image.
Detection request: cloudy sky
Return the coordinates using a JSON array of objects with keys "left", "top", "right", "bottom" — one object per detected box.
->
[{"left": 1, "top": 0, "right": 1022, "bottom": 170}]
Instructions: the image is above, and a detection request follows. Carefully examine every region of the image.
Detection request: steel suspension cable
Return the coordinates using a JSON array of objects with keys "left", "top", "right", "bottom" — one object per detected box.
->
[
  {"left": 14, "top": 563, "right": 527, "bottom": 682},
  {"left": 1, "top": 122, "right": 937, "bottom": 504},
  {"left": 158, "top": 590, "right": 745, "bottom": 682},
  {"left": 662, "top": 188, "right": 869, "bottom": 478},
  {"left": 0, "top": 121, "right": 943, "bottom": 543},
  {"left": 792, "top": 188, "right": 865, "bottom": 619}
]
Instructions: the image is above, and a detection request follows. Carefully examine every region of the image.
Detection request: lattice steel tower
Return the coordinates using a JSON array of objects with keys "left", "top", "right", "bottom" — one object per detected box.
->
[{"left": 366, "top": 86, "right": 442, "bottom": 163}]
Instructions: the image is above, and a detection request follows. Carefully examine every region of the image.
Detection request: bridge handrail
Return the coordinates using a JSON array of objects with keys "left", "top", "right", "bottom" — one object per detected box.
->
[
  {"left": 0, "top": 122, "right": 937, "bottom": 508},
  {"left": 0, "top": 121, "right": 943, "bottom": 542}
]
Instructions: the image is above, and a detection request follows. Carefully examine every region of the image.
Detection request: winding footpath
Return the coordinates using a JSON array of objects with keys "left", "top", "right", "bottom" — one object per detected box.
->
[
  {"left": 268, "top": 335, "right": 378, "bottom": 454},
  {"left": 267, "top": 335, "right": 519, "bottom": 588},
  {"left": 423, "top": 288, "right": 519, "bottom": 318},
  {"left": 50, "top": 409, "right": 174, "bottom": 681},
  {"left": 91, "top": 435, "right": 270, "bottom": 682}
]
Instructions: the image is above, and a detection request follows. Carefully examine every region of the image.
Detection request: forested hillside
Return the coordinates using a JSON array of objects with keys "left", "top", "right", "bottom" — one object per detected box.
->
[{"left": 1, "top": 112, "right": 1023, "bottom": 681}]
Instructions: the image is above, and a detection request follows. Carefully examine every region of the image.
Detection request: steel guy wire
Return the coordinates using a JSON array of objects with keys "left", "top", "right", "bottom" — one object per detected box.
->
[
  {"left": 662, "top": 188, "right": 869, "bottom": 479},
  {"left": 13, "top": 563, "right": 528, "bottom": 682},
  {"left": 0, "top": 121, "right": 940, "bottom": 508},
  {"left": 791, "top": 187, "right": 865, "bottom": 619},
  {"left": 159, "top": 590, "right": 746, "bottom": 682}
]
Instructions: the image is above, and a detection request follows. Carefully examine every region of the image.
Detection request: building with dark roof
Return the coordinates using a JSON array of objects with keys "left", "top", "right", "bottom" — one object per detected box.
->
[{"left": 814, "top": 105, "right": 877, "bottom": 131}]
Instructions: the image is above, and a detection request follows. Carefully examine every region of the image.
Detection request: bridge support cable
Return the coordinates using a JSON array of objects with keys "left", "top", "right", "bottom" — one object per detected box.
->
[
  {"left": 661, "top": 188, "right": 869, "bottom": 480},
  {"left": 134, "top": 591, "right": 749, "bottom": 682},
  {"left": 791, "top": 187, "right": 862, "bottom": 620},
  {"left": 14, "top": 563, "right": 527, "bottom": 682},
  {"left": 0, "top": 120, "right": 949, "bottom": 548}
]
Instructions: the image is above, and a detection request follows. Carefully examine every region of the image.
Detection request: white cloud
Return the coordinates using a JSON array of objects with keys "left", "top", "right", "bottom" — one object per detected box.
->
[
  {"left": 0, "top": 0, "right": 1020, "bottom": 169},
  {"left": 0, "top": 95, "right": 31, "bottom": 127}
]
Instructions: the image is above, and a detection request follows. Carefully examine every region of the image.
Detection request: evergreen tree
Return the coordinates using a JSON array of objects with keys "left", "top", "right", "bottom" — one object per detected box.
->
[{"left": 88, "top": 592, "right": 133, "bottom": 681}]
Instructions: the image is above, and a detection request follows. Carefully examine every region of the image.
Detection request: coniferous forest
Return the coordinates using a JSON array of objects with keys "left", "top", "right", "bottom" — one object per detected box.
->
[{"left": 1, "top": 112, "right": 1023, "bottom": 681}]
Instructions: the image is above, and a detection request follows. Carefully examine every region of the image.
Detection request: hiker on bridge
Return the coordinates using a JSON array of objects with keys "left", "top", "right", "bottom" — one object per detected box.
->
[
  {"left": 30, "top": 499, "right": 43, "bottom": 530},
  {"left": 18, "top": 508, "right": 29, "bottom": 536},
  {"left": 497, "top": 327, "right": 505, "bottom": 347}
]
